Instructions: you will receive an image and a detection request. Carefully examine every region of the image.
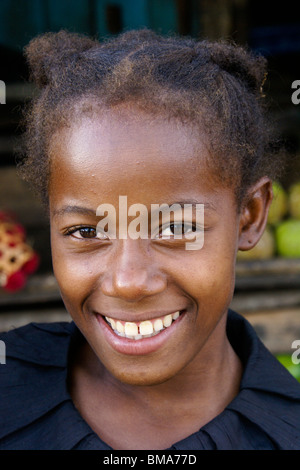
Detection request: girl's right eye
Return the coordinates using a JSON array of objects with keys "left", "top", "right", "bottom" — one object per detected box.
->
[{"left": 64, "top": 226, "right": 109, "bottom": 240}]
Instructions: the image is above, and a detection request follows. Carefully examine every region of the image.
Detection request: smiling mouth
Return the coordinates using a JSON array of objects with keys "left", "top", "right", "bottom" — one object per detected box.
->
[{"left": 103, "top": 311, "right": 182, "bottom": 340}]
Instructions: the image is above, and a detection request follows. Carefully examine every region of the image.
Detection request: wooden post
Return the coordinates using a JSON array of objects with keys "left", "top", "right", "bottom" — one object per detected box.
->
[{"left": 199, "top": 0, "right": 248, "bottom": 43}]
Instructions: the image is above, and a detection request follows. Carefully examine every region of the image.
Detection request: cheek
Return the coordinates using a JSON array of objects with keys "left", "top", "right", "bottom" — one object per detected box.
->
[
  {"left": 174, "top": 235, "right": 237, "bottom": 296},
  {"left": 50, "top": 234, "right": 100, "bottom": 309}
]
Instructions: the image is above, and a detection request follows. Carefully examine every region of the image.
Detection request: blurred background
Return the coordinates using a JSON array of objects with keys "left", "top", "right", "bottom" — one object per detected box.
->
[{"left": 0, "top": 0, "right": 299, "bottom": 379}]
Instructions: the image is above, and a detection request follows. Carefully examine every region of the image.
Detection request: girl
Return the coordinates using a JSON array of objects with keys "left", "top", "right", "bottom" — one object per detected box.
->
[{"left": 0, "top": 29, "right": 299, "bottom": 450}]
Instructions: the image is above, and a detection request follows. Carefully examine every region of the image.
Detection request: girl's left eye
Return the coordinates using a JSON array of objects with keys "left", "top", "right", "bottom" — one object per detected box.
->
[
  {"left": 159, "top": 223, "right": 197, "bottom": 238},
  {"left": 65, "top": 226, "right": 108, "bottom": 240}
]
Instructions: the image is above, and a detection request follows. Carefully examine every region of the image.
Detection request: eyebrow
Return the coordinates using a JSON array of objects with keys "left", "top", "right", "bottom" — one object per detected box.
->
[
  {"left": 52, "top": 205, "right": 97, "bottom": 219},
  {"left": 52, "top": 200, "right": 216, "bottom": 219},
  {"left": 151, "top": 200, "right": 216, "bottom": 213}
]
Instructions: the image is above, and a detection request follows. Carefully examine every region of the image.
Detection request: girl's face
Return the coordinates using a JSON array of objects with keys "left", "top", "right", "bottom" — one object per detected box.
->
[{"left": 49, "top": 107, "right": 242, "bottom": 386}]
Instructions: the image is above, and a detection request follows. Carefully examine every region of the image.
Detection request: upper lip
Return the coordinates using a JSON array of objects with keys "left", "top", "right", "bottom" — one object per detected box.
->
[{"left": 97, "top": 309, "right": 185, "bottom": 323}]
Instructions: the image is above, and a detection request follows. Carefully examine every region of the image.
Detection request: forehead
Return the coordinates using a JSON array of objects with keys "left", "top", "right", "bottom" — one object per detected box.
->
[
  {"left": 51, "top": 107, "right": 204, "bottom": 166},
  {"left": 48, "top": 107, "right": 228, "bottom": 207}
]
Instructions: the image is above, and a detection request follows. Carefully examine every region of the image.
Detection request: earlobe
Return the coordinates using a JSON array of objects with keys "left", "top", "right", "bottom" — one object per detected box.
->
[{"left": 238, "top": 177, "right": 273, "bottom": 251}]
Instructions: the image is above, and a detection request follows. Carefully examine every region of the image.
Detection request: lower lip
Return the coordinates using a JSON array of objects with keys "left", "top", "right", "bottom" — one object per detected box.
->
[{"left": 96, "top": 312, "right": 186, "bottom": 356}]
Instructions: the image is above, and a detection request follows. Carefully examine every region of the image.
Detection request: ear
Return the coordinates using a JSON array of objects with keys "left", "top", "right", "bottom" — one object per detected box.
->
[{"left": 238, "top": 177, "right": 273, "bottom": 251}]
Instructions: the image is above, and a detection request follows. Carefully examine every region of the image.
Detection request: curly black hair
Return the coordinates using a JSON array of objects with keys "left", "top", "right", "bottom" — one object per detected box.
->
[{"left": 17, "top": 28, "right": 284, "bottom": 208}]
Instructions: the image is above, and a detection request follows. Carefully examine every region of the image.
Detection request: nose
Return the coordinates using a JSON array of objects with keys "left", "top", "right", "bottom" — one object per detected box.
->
[{"left": 101, "top": 240, "right": 167, "bottom": 302}]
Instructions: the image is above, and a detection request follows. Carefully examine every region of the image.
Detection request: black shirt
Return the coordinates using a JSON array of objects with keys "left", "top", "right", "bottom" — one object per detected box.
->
[{"left": 0, "top": 310, "right": 299, "bottom": 450}]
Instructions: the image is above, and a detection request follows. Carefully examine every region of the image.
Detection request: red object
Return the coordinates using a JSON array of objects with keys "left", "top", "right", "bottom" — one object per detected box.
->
[
  {"left": 5, "top": 271, "right": 27, "bottom": 292},
  {"left": 22, "top": 253, "right": 40, "bottom": 275},
  {"left": 13, "top": 223, "right": 26, "bottom": 236},
  {"left": 0, "top": 212, "right": 40, "bottom": 292}
]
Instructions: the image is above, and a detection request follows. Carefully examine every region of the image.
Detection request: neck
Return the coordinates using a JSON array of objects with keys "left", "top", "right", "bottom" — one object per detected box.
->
[{"left": 102, "top": 335, "right": 241, "bottom": 419}]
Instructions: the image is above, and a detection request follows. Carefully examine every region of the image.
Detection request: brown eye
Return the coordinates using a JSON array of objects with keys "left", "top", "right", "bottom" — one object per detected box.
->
[
  {"left": 78, "top": 227, "right": 97, "bottom": 238},
  {"left": 159, "top": 223, "right": 197, "bottom": 238},
  {"left": 66, "top": 226, "right": 108, "bottom": 240}
]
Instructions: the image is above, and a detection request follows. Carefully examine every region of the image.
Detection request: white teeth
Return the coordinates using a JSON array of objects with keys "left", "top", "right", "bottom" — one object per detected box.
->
[
  {"left": 163, "top": 314, "right": 172, "bottom": 327},
  {"left": 105, "top": 310, "right": 182, "bottom": 340},
  {"left": 153, "top": 318, "right": 164, "bottom": 332},
  {"left": 124, "top": 322, "right": 138, "bottom": 336},
  {"left": 134, "top": 334, "right": 143, "bottom": 340},
  {"left": 115, "top": 331, "right": 125, "bottom": 337},
  {"left": 116, "top": 321, "right": 125, "bottom": 334},
  {"left": 172, "top": 311, "right": 180, "bottom": 320},
  {"left": 139, "top": 320, "right": 153, "bottom": 335}
]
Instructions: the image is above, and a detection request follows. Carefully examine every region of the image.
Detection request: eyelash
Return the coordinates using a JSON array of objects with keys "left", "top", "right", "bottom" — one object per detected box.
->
[
  {"left": 158, "top": 223, "right": 199, "bottom": 237},
  {"left": 63, "top": 223, "right": 203, "bottom": 240},
  {"left": 63, "top": 225, "right": 108, "bottom": 240}
]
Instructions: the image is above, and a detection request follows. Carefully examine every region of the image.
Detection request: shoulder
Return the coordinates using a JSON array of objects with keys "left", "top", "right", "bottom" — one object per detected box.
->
[
  {"left": 227, "top": 309, "right": 300, "bottom": 397},
  {"left": 0, "top": 320, "right": 75, "bottom": 390},
  {"left": 0, "top": 321, "right": 76, "bottom": 449},
  {"left": 226, "top": 310, "right": 300, "bottom": 449},
  {"left": 0, "top": 321, "right": 74, "bottom": 366}
]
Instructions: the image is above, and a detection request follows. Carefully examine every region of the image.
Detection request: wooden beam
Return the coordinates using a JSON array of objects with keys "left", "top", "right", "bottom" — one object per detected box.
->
[{"left": 244, "top": 308, "right": 300, "bottom": 354}]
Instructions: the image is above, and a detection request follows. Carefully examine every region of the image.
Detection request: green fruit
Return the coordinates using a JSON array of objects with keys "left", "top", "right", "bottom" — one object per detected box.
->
[
  {"left": 276, "top": 354, "right": 300, "bottom": 382},
  {"left": 237, "top": 225, "right": 275, "bottom": 260},
  {"left": 289, "top": 182, "right": 300, "bottom": 220},
  {"left": 268, "top": 182, "right": 288, "bottom": 225},
  {"left": 275, "top": 219, "right": 300, "bottom": 257}
]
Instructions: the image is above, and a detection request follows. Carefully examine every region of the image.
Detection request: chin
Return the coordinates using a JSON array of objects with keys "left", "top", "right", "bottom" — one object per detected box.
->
[{"left": 109, "top": 366, "right": 177, "bottom": 387}]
